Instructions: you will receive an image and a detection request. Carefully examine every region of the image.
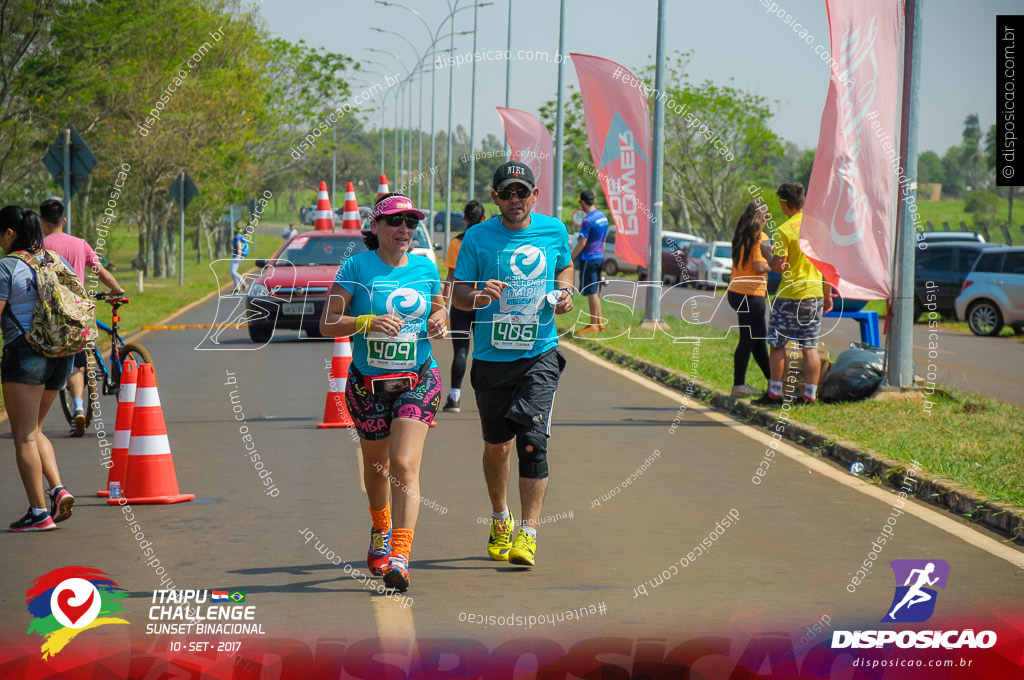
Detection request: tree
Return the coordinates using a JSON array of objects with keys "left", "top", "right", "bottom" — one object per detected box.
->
[
  {"left": 984, "top": 123, "right": 1014, "bottom": 222},
  {"left": 964, "top": 189, "right": 1000, "bottom": 227},
  {"left": 647, "top": 53, "right": 782, "bottom": 240},
  {"left": 917, "top": 150, "right": 945, "bottom": 186},
  {"left": 958, "top": 113, "right": 985, "bottom": 192},
  {"left": 538, "top": 87, "right": 592, "bottom": 218}
]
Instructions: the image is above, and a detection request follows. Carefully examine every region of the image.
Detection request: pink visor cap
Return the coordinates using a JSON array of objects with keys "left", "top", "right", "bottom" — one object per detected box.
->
[{"left": 372, "top": 195, "right": 425, "bottom": 220}]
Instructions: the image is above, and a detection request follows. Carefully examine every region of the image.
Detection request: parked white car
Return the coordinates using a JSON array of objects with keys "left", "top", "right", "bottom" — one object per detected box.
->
[
  {"left": 698, "top": 241, "right": 733, "bottom": 289},
  {"left": 411, "top": 222, "right": 440, "bottom": 266}
]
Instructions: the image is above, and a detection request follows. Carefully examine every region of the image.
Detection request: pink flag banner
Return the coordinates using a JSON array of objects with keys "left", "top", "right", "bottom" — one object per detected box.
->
[
  {"left": 801, "top": 0, "right": 904, "bottom": 300},
  {"left": 496, "top": 107, "right": 555, "bottom": 217},
  {"left": 571, "top": 53, "right": 651, "bottom": 267}
]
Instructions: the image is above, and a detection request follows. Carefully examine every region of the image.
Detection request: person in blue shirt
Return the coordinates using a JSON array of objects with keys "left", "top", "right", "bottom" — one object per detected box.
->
[
  {"left": 570, "top": 190, "right": 608, "bottom": 333},
  {"left": 451, "top": 161, "right": 575, "bottom": 568},
  {"left": 319, "top": 193, "right": 448, "bottom": 593},
  {"left": 0, "top": 206, "right": 77, "bottom": 532},
  {"left": 230, "top": 225, "right": 250, "bottom": 292}
]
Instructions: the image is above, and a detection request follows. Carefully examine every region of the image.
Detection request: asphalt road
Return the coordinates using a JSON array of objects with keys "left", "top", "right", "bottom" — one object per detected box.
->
[
  {"left": 2, "top": 291, "right": 1022, "bottom": 674},
  {"left": 602, "top": 277, "right": 1024, "bottom": 407}
]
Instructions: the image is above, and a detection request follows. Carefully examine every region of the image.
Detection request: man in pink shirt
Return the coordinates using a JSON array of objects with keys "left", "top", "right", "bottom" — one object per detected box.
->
[{"left": 40, "top": 199, "right": 124, "bottom": 436}]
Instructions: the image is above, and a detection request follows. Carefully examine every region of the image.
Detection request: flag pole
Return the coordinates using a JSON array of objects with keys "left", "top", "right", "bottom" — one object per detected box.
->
[
  {"left": 885, "top": 0, "right": 922, "bottom": 387},
  {"left": 644, "top": 0, "right": 667, "bottom": 325}
]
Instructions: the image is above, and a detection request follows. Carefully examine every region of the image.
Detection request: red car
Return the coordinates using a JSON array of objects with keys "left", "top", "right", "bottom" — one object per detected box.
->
[{"left": 245, "top": 231, "right": 367, "bottom": 342}]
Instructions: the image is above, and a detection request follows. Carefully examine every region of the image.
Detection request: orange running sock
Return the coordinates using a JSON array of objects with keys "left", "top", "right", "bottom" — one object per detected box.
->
[
  {"left": 369, "top": 504, "right": 391, "bottom": 534},
  {"left": 390, "top": 528, "right": 414, "bottom": 559}
]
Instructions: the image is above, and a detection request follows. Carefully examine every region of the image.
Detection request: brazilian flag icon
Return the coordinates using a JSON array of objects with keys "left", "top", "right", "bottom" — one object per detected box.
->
[{"left": 229, "top": 591, "right": 246, "bottom": 602}]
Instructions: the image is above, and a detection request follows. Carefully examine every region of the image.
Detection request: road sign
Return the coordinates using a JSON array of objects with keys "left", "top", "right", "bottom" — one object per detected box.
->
[
  {"left": 42, "top": 125, "right": 96, "bottom": 197},
  {"left": 169, "top": 171, "right": 198, "bottom": 209},
  {"left": 42, "top": 124, "right": 97, "bottom": 232},
  {"left": 170, "top": 171, "right": 199, "bottom": 286}
]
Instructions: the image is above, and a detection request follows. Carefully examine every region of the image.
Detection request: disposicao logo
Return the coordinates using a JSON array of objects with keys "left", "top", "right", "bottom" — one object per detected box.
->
[
  {"left": 832, "top": 559, "right": 997, "bottom": 650},
  {"left": 883, "top": 559, "right": 948, "bottom": 623},
  {"left": 26, "top": 566, "right": 128, "bottom": 659}
]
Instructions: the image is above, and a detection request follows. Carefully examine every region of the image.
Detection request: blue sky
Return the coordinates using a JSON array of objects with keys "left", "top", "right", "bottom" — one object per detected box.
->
[{"left": 260, "top": 0, "right": 1015, "bottom": 155}]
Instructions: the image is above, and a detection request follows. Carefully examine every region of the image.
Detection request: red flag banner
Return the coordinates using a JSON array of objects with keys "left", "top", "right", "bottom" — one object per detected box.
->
[
  {"left": 801, "top": 0, "right": 904, "bottom": 300},
  {"left": 571, "top": 53, "right": 651, "bottom": 267},
  {"left": 496, "top": 107, "right": 556, "bottom": 217}
]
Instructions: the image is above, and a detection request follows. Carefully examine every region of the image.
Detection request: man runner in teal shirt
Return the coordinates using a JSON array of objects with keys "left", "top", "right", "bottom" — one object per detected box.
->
[{"left": 451, "top": 162, "right": 575, "bottom": 567}]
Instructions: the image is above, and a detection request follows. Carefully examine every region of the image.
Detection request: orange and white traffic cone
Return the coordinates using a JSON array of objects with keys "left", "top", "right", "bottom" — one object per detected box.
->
[
  {"left": 376, "top": 174, "right": 390, "bottom": 201},
  {"left": 98, "top": 359, "right": 138, "bottom": 497},
  {"left": 313, "top": 181, "right": 335, "bottom": 231},
  {"left": 110, "top": 364, "right": 195, "bottom": 504},
  {"left": 318, "top": 336, "right": 355, "bottom": 428},
  {"left": 341, "top": 181, "right": 361, "bottom": 231}
]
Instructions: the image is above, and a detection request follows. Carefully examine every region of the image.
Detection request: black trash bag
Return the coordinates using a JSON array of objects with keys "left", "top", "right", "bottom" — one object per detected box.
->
[{"left": 820, "top": 343, "right": 886, "bottom": 403}]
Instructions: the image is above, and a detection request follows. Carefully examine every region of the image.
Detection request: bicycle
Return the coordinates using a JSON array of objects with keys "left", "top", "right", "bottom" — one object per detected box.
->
[{"left": 59, "top": 291, "right": 154, "bottom": 429}]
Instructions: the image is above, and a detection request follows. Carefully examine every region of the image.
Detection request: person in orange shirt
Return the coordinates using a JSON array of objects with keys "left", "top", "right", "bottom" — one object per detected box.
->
[{"left": 726, "top": 201, "right": 772, "bottom": 397}]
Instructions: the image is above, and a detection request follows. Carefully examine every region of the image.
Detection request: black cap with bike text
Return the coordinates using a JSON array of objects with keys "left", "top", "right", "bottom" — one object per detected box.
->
[{"left": 492, "top": 162, "right": 535, "bottom": 191}]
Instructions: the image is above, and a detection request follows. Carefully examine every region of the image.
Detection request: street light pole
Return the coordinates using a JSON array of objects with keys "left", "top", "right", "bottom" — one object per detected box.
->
[
  {"left": 468, "top": 0, "right": 479, "bottom": 199},
  {"left": 553, "top": 0, "right": 566, "bottom": 223},
  {"left": 504, "top": 0, "right": 512, "bottom": 155},
  {"left": 444, "top": 2, "right": 459, "bottom": 251},
  {"left": 376, "top": 0, "right": 482, "bottom": 224}
]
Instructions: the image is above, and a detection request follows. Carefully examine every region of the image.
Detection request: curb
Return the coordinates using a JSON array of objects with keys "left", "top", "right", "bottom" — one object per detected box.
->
[{"left": 565, "top": 334, "right": 1024, "bottom": 545}]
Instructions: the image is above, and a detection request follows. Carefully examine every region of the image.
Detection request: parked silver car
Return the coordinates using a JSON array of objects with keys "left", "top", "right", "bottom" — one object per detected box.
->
[{"left": 954, "top": 246, "right": 1024, "bottom": 336}]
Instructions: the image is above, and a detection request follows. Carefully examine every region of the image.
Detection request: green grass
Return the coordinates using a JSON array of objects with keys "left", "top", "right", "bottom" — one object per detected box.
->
[
  {"left": 556, "top": 294, "right": 1024, "bottom": 510},
  {"left": 0, "top": 225, "right": 280, "bottom": 412},
  {"left": 917, "top": 198, "right": 1022, "bottom": 244}
]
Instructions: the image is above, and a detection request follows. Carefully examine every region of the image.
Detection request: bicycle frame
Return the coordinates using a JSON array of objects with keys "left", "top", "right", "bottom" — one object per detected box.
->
[{"left": 92, "top": 304, "right": 129, "bottom": 395}]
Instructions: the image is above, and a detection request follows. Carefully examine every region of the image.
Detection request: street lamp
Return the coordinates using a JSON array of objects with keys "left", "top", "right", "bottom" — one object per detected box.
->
[
  {"left": 375, "top": 0, "right": 486, "bottom": 247},
  {"left": 467, "top": 2, "right": 495, "bottom": 201},
  {"left": 353, "top": 68, "right": 396, "bottom": 175},
  {"left": 367, "top": 47, "right": 409, "bottom": 183}
]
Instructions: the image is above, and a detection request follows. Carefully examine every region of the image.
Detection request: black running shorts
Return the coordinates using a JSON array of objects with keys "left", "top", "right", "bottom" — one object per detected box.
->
[{"left": 470, "top": 347, "right": 566, "bottom": 444}]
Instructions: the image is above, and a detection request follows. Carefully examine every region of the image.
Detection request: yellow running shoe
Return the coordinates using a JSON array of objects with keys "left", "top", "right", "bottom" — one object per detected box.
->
[
  {"left": 508, "top": 529, "right": 536, "bottom": 566},
  {"left": 487, "top": 510, "right": 515, "bottom": 561}
]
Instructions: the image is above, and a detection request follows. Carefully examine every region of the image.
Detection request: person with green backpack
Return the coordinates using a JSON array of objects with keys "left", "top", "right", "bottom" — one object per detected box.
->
[{"left": 0, "top": 205, "right": 93, "bottom": 531}]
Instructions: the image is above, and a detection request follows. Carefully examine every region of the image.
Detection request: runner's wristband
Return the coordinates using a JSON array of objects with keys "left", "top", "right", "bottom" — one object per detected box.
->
[{"left": 355, "top": 314, "right": 376, "bottom": 334}]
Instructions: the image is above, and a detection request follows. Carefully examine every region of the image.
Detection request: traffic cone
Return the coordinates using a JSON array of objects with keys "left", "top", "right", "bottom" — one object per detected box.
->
[
  {"left": 318, "top": 336, "right": 355, "bottom": 428},
  {"left": 341, "top": 181, "right": 361, "bottom": 231},
  {"left": 98, "top": 359, "right": 138, "bottom": 497},
  {"left": 376, "top": 174, "right": 390, "bottom": 201},
  {"left": 314, "top": 181, "right": 334, "bottom": 231},
  {"left": 110, "top": 363, "right": 194, "bottom": 504}
]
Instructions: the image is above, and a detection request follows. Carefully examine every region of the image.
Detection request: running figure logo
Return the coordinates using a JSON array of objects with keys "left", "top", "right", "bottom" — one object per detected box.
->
[{"left": 882, "top": 559, "right": 949, "bottom": 623}]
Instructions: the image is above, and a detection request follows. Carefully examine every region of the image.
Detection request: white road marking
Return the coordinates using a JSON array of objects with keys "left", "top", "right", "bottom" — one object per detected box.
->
[{"left": 560, "top": 341, "right": 1024, "bottom": 569}]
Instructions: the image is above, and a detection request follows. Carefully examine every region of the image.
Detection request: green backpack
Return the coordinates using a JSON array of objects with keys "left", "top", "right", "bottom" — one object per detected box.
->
[{"left": 6, "top": 250, "right": 98, "bottom": 357}]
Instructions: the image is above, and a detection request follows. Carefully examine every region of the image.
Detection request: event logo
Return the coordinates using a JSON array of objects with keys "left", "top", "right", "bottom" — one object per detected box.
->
[
  {"left": 598, "top": 111, "right": 649, "bottom": 173},
  {"left": 510, "top": 245, "right": 546, "bottom": 280},
  {"left": 385, "top": 288, "right": 428, "bottom": 321},
  {"left": 883, "top": 559, "right": 949, "bottom": 623},
  {"left": 26, "top": 567, "right": 128, "bottom": 659}
]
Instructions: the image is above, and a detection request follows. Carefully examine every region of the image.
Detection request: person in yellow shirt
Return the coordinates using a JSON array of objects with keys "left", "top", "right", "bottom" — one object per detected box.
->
[
  {"left": 726, "top": 201, "right": 772, "bottom": 397},
  {"left": 753, "top": 182, "right": 833, "bottom": 406}
]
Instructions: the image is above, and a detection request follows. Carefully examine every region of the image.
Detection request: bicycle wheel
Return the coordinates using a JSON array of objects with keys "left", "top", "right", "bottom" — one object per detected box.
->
[
  {"left": 58, "top": 353, "right": 98, "bottom": 429},
  {"left": 119, "top": 342, "right": 155, "bottom": 383}
]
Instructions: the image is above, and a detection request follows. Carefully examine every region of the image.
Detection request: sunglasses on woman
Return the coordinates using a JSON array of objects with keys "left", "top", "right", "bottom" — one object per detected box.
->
[
  {"left": 495, "top": 187, "right": 532, "bottom": 200},
  {"left": 381, "top": 214, "right": 419, "bottom": 227}
]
